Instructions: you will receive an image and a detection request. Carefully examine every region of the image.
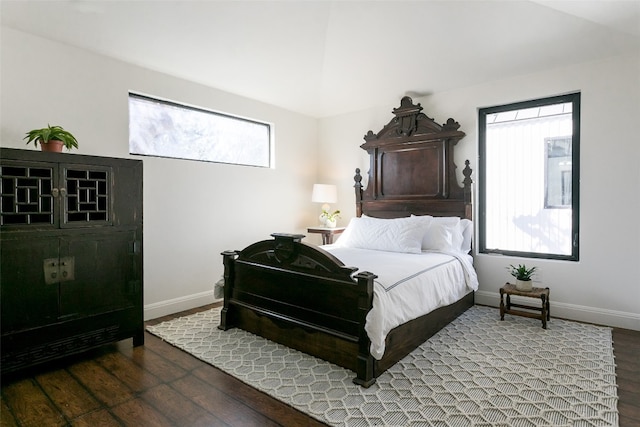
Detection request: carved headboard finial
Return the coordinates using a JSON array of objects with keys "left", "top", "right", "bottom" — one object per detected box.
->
[
  {"left": 392, "top": 96, "right": 424, "bottom": 137},
  {"left": 442, "top": 118, "right": 461, "bottom": 131},
  {"left": 363, "top": 96, "right": 449, "bottom": 145},
  {"left": 463, "top": 160, "right": 473, "bottom": 187},
  {"left": 354, "top": 168, "right": 364, "bottom": 216},
  {"left": 396, "top": 96, "right": 420, "bottom": 110},
  {"left": 364, "top": 130, "right": 377, "bottom": 141},
  {"left": 354, "top": 168, "right": 362, "bottom": 188}
]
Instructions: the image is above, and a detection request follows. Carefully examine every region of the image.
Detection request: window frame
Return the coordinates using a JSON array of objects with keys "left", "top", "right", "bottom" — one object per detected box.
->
[
  {"left": 478, "top": 92, "right": 581, "bottom": 261},
  {"left": 128, "top": 92, "right": 273, "bottom": 168}
]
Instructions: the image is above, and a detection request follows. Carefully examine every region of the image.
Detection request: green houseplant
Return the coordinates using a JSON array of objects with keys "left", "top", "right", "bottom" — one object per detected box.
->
[
  {"left": 508, "top": 264, "right": 537, "bottom": 291},
  {"left": 24, "top": 125, "right": 79, "bottom": 152}
]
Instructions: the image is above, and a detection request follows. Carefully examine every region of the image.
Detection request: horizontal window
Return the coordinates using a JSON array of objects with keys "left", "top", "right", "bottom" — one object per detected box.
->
[{"left": 129, "top": 93, "right": 272, "bottom": 167}]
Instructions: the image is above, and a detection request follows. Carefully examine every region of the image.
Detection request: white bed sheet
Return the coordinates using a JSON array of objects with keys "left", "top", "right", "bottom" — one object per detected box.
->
[{"left": 322, "top": 245, "right": 479, "bottom": 360}]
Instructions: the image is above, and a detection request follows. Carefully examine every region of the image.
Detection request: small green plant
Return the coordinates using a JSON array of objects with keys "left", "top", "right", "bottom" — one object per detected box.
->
[
  {"left": 320, "top": 209, "right": 341, "bottom": 222},
  {"left": 24, "top": 124, "right": 79, "bottom": 149},
  {"left": 508, "top": 264, "right": 537, "bottom": 281}
]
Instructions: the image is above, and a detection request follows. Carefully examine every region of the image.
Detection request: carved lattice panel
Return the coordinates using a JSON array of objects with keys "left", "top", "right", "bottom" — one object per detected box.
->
[
  {"left": 0, "top": 165, "right": 54, "bottom": 225},
  {"left": 64, "top": 168, "right": 110, "bottom": 223}
]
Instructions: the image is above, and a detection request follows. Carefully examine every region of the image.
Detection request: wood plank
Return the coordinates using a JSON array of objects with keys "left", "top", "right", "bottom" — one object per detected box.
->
[
  {"left": 619, "top": 400, "right": 640, "bottom": 427},
  {"left": 95, "top": 349, "right": 161, "bottom": 393},
  {"left": 70, "top": 409, "right": 122, "bottom": 427},
  {"left": 613, "top": 328, "right": 640, "bottom": 349},
  {"left": 615, "top": 348, "right": 640, "bottom": 366},
  {"left": 119, "top": 342, "right": 188, "bottom": 382},
  {"left": 614, "top": 328, "right": 640, "bottom": 427},
  {"left": 141, "top": 383, "right": 227, "bottom": 427},
  {"left": 0, "top": 395, "right": 18, "bottom": 427},
  {"left": 1, "top": 378, "right": 66, "bottom": 427},
  {"left": 171, "top": 373, "right": 278, "bottom": 427},
  {"left": 35, "top": 369, "right": 101, "bottom": 420},
  {"left": 68, "top": 360, "right": 134, "bottom": 407},
  {"left": 110, "top": 398, "right": 174, "bottom": 427}
]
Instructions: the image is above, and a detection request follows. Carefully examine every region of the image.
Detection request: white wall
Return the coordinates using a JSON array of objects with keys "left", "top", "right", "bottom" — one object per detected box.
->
[
  {"left": 319, "top": 53, "right": 640, "bottom": 330},
  {"left": 1, "top": 27, "right": 319, "bottom": 320}
]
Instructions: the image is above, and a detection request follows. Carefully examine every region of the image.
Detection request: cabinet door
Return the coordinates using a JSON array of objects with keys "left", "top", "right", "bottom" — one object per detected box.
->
[
  {"left": 58, "top": 231, "right": 139, "bottom": 318},
  {"left": 0, "top": 237, "right": 60, "bottom": 331},
  {"left": 0, "top": 161, "right": 58, "bottom": 227},
  {"left": 60, "top": 164, "right": 113, "bottom": 228}
]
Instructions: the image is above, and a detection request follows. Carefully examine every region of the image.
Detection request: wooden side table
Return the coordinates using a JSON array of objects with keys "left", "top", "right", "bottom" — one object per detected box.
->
[
  {"left": 306, "top": 227, "right": 345, "bottom": 245},
  {"left": 500, "top": 283, "right": 550, "bottom": 329}
]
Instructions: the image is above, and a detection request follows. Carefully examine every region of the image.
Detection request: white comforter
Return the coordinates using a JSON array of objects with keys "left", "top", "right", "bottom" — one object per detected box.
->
[{"left": 322, "top": 245, "right": 479, "bottom": 360}]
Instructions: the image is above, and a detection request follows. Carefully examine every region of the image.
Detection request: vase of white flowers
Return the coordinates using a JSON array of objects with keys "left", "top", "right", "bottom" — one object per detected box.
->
[{"left": 320, "top": 210, "right": 340, "bottom": 228}]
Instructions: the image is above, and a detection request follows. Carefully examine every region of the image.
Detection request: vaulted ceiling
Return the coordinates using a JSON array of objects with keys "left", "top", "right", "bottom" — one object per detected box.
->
[{"left": 2, "top": 1, "right": 639, "bottom": 117}]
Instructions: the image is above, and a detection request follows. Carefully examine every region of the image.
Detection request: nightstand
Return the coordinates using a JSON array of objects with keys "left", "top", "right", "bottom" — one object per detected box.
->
[{"left": 306, "top": 227, "right": 346, "bottom": 245}]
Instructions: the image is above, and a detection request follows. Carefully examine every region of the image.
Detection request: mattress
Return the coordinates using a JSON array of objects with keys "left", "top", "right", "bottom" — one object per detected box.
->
[{"left": 323, "top": 245, "right": 479, "bottom": 360}]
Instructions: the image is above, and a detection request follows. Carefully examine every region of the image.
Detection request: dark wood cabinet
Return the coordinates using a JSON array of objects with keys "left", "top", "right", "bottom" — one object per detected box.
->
[{"left": 0, "top": 148, "right": 143, "bottom": 375}]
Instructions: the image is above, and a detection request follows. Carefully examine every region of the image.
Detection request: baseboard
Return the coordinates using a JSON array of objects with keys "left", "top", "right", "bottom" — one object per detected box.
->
[
  {"left": 144, "top": 291, "right": 219, "bottom": 321},
  {"left": 475, "top": 290, "right": 640, "bottom": 331}
]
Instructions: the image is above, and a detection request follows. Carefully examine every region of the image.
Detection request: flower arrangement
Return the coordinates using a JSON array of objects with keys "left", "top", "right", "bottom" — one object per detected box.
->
[
  {"left": 320, "top": 209, "right": 341, "bottom": 227},
  {"left": 320, "top": 209, "right": 341, "bottom": 222}
]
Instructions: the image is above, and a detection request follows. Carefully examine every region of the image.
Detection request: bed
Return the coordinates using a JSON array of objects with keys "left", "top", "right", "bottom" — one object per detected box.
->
[{"left": 218, "top": 96, "right": 475, "bottom": 387}]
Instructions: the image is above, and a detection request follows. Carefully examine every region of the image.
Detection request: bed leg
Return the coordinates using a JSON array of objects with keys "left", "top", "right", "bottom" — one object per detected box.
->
[
  {"left": 218, "top": 250, "right": 237, "bottom": 331},
  {"left": 353, "top": 363, "right": 376, "bottom": 388},
  {"left": 353, "top": 271, "right": 377, "bottom": 387}
]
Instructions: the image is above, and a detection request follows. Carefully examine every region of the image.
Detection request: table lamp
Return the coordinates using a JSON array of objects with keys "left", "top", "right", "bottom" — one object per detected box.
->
[{"left": 311, "top": 184, "right": 337, "bottom": 227}]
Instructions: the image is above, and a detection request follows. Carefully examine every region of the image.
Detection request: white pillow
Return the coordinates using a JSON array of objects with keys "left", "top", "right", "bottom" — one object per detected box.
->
[
  {"left": 334, "top": 215, "right": 428, "bottom": 254},
  {"left": 411, "top": 215, "right": 465, "bottom": 252},
  {"left": 431, "top": 216, "right": 463, "bottom": 251},
  {"left": 422, "top": 222, "right": 455, "bottom": 251},
  {"left": 459, "top": 219, "right": 473, "bottom": 253}
]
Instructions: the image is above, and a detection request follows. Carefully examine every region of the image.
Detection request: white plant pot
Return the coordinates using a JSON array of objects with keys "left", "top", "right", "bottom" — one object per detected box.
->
[
  {"left": 515, "top": 279, "right": 533, "bottom": 291},
  {"left": 324, "top": 218, "right": 337, "bottom": 228}
]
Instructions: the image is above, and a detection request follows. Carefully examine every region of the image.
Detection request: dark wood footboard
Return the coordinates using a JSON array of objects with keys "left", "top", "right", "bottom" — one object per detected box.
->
[{"left": 219, "top": 233, "right": 379, "bottom": 386}]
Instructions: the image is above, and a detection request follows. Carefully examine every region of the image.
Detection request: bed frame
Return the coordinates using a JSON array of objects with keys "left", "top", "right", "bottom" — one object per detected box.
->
[{"left": 219, "top": 97, "right": 473, "bottom": 387}]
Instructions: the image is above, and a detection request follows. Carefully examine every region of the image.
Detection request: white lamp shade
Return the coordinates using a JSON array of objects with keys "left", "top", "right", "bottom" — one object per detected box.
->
[{"left": 311, "top": 184, "right": 337, "bottom": 204}]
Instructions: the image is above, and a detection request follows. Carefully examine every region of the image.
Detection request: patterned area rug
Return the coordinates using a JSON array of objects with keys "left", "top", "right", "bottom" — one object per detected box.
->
[{"left": 147, "top": 305, "right": 618, "bottom": 427}]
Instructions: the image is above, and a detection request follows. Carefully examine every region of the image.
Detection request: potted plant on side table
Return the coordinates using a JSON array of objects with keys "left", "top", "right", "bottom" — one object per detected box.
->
[
  {"left": 320, "top": 209, "right": 341, "bottom": 228},
  {"left": 24, "top": 124, "right": 79, "bottom": 152},
  {"left": 508, "top": 263, "right": 537, "bottom": 291}
]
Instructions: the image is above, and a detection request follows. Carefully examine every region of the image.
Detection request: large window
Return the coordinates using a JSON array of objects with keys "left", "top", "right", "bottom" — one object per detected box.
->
[
  {"left": 479, "top": 93, "right": 580, "bottom": 261},
  {"left": 129, "top": 93, "right": 272, "bottom": 167}
]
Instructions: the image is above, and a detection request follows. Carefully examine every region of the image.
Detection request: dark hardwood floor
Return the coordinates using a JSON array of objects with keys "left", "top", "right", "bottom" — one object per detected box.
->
[{"left": 2, "top": 304, "right": 638, "bottom": 427}]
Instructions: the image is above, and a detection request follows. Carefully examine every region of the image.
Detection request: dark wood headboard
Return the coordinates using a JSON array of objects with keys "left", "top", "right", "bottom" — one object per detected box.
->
[{"left": 355, "top": 96, "right": 472, "bottom": 219}]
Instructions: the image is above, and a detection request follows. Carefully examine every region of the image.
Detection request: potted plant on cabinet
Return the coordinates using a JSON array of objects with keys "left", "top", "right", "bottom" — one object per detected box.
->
[
  {"left": 508, "top": 264, "right": 537, "bottom": 291},
  {"left": 24, "top": 125, "right": 79, "bottom": 152}
]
